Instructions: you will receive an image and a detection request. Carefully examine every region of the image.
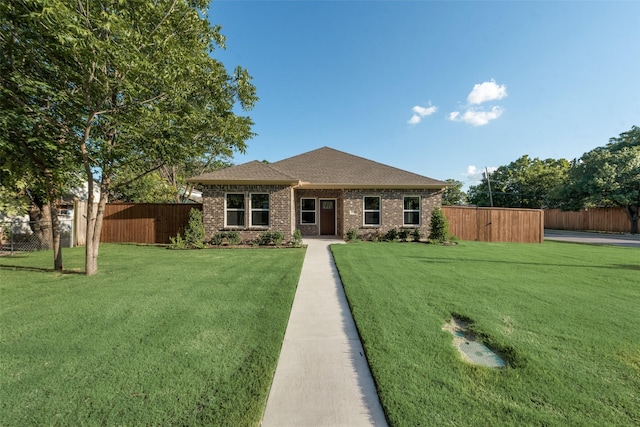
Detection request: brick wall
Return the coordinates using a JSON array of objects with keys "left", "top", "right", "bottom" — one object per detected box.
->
[
  {"left": 342, "top": 189, "right": 442, "bottom": 239},
  {"left": 201, "top": 185, "right": 443, "bottom": 241},
  {"left": 201, "top": 184, "right": 293, "bottom": 242}
]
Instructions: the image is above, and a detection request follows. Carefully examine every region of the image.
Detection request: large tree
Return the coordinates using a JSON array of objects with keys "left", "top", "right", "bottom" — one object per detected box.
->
[
  {"left": 468, "top": 155, "right": 570, "bottom": 209},
  {"left": 442, "top": 179, "right": 467, "bottom": 206},
  {"left": 1, "top": 0, "right": 257, "bottom": 275},
  {"left": 1, "top": 2, "right": 82, "bottom": 269},
  {"left": 561, "top": 126, "right": 640, "bottom": 233}
]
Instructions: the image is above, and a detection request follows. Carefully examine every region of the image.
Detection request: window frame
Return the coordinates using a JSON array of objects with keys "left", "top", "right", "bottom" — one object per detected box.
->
[
  {"left": 403, "top": 195, "right": 421, "bottom": 226},
  {"left": 363, "top": 196, "right": 381, "bottom": 226},
  {"left": 249, "top": 193, "right": 270, "bottom": 228},
  {"left": 225, "top": 193, "right": 245, "bottom": 228},
  {"left": 300, "top": 198, "right": 317, "bottom": 225}
]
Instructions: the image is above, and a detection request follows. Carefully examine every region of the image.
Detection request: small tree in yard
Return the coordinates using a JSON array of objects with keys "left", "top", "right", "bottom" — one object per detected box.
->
[
  {"left": 169, "top": 208, "right": 205, "bottom": 249},
  {"left": 429, "top": 207, "right": 449, "bottom": 242},
  {"left": 183, "top": 209, "right": 206, "bottom": 248}
]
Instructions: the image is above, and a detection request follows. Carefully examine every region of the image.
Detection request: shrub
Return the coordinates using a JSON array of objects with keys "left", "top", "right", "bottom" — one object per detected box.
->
[
  {"left": 183, "top": 208, "right": 206, "bottom": 248},
  {"left": 384, "top": 228, "right": 399, "bottom": 242},
  {"left": 227, "top": 231, "right": 241, "bottom": 245},
  {"left": 428, "top": 207, "right": 449, "bottom": 242},
  {"left": 168, "top": 233, "right": 187, "bottom": 249},
  {"left": 371, "top": 230, "right": 383, "bottom": 242},
  {"left": 169, "top": 208, "right": 205, "bottom": 249},
  {"left": 412, "top": 228, "right": 422, "bottom": 242},
  {"left": 212, "top": 232, "right": 225, "bottom": 246},
  {"left": 291, "top": 229, "right": 303, "bottom": 247},
  {"left": 398, "top": 229, "right": 410, "bottom": 242},
  {"left": 258, "top": 231, "right": 284, "bottom": 246},
  {"left": 346, "top": 228, "right": 359, "bottom": 242}
]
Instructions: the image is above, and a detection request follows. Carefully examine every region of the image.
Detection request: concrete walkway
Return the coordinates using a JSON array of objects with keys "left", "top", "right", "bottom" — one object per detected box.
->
[{"left": 261, "top": 237, "right": 388, "bottom": 426}]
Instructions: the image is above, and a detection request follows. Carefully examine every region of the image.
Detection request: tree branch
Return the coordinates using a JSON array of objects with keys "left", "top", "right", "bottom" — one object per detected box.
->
[{"left": 110, "top": 163, "right": 165, "bottom": 191}]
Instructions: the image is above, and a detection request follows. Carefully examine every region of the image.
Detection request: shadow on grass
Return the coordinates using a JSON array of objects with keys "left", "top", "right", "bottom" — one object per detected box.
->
[
  {"left": 404, "top": 256, "right": 629, "bottom": 271},
  {"left": 616, "top": 264, "right": 640, "bottom": 271},
  {"left": 0, "top": 263, "right": 84, "bottom": 275}
]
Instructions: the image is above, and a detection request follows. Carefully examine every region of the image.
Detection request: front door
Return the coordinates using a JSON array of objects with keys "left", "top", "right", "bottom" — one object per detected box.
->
[{"left": 320, "top": 199, "right": 336, "bottom": 235}]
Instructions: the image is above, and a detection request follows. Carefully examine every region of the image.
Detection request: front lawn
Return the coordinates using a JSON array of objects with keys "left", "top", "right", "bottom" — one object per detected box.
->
[
  {"left": 0, "top": 244, "right": 305, "bottom": 426},
  {"left": 331, "top": 241, "right": 639, "bottom": 426}
]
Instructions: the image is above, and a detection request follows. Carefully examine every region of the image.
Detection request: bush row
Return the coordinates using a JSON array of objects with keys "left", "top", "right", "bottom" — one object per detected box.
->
[
  {"left": 169, "top": 209, "right": 304, "bottom": 249},
  {"left": 344, "top": 207, "right": 452, "bottom": 244}
]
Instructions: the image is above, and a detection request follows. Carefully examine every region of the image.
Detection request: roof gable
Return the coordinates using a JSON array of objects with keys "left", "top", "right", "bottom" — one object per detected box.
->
[
  {"left": 269, "top": 147, "right": 445, "bottom": 188},
  {"left": 187, "top": 160, "right": 298, "bottom": 185},
  {"left": 188, "top": 147, "right": 447, "bottom": 189}
]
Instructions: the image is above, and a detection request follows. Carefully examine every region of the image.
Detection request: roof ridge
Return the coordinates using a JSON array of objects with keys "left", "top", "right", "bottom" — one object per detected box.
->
[
  {"left": 270, "top": 146, "right": 331, "bottom": 165},
  {"left": 275, "top": 146, "right": 443, "bottom": 182}
]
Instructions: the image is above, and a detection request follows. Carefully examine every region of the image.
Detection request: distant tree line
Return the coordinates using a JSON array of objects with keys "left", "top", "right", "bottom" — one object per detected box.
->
[{"left": 443, "top": 126, "right": 639, "bottom": 233}]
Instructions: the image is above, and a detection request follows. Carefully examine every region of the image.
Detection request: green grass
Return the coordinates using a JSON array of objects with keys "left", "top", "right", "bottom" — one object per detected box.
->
[
  {"left": 331, "top": 241, "right": 640, "bottom": 426},
  {"left": 0, "top": 244, "right": 305, "bottom": 426}
]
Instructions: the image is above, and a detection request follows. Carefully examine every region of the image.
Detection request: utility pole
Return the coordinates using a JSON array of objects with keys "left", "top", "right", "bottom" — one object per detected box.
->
[{"left": 485, "top": 167, "right": 494, "bottom": 207}]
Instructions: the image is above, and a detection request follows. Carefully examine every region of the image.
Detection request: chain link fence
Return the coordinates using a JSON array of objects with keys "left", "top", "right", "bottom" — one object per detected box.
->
[{"left": 0, "top": 219, "right": 74, "bottom": 255}]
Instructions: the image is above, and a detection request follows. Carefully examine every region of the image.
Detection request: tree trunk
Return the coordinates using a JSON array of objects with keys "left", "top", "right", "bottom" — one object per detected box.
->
[
  {"left": 85, "top": 187, "right": 98, "bottom": 276},
  {"left": 625, "top": 205, "right": 639, "bottom": 234},
  {"left": 84, "top": 177, "right": 110, "bottom": 275},
  {"left": 49, "top": 203, "right": 63, "bottom": 271},
  {"left": 28, "top": 202, "right": 53, "bottom": 250}
]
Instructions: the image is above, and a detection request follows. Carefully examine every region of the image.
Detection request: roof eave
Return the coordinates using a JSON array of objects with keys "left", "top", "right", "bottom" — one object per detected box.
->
[
  {"left": 295, "top": 183, "right": 447, "bottom": 190},
  {"left": 187, "top": 179, "right": 300, "bottom": 186}
]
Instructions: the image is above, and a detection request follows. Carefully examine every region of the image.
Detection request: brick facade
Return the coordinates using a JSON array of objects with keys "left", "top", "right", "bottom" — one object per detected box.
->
[
  {"left": 342, "top": 189, "right": 442, "bottom": 239},
  {"left": 202, "top": 185, "right": 443, "bottom": 241},
  {"left": 201, "top": 184, "right": 293, "bottom": 242}
]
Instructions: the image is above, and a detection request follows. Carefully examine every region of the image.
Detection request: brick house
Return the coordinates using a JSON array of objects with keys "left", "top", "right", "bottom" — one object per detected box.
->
[{"left": 187, "top": 147, "right": 448, "bottom": 241}]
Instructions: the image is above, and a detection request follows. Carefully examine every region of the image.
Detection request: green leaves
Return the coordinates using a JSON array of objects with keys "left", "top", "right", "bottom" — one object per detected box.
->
[
  {"left": 564, "top": 127, "right": 640, "bottom": 210},
  {"left": 468, "top": 156, "right": 570, "bottom": 208},
  {"left": 2, "top": 0, "right": 257, "bottom": 273}
]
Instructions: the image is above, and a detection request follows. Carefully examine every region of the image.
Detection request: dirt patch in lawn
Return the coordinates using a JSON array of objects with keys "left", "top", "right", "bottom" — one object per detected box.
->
[{"left": 443, "top": 316, "right": 507, "bottom": 369}]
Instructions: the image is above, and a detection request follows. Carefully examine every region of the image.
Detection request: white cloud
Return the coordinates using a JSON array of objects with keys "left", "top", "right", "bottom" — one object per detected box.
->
[
  {"left": 447, "top": 80, "right": 507, "bottom": 127},
  {"left": 467, "top": 80, "right": 507, "bottom": 105},
  {"left": 448, "top": 106, "right": 503, "bottom": 126},
  {"left": 464, "top": 165, "right": 497, "bottom": 183},
  {"left": 412, "top": 105, "right": 437, "bottom": 116},
  {"left": 407, "top": 104, "right": 437, "bottom": 124},
  {"left": 407, "top": 115, "right": 421, "bottom": 124}
]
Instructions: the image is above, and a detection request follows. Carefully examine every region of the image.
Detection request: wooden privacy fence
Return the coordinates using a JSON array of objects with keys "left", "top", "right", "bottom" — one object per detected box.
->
[
  {"left": 71, "top": 203, "right": 544, "bottom": 245},
  {"left": 442, "top": 206, "right": 544, "bottom": 243},
  {"left": 74, "top": 202, "right": 202, "bottom": 245},
  {"left": 544, "top": 207, "right": 630, "bottom": 233}
]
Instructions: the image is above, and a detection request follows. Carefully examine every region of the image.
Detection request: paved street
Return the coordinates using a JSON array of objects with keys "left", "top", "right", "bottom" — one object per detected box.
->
[{"left": 544, "top": 229, "right": 640, "bottom": 247}]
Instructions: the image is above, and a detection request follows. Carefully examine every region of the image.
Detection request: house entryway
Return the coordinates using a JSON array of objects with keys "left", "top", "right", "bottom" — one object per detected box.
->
[{"left": 319, "top": 199, "right": 336, "bottom": 235}]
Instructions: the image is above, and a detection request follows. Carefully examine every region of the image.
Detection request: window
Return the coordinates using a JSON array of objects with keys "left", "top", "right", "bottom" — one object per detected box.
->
[
  {"left": 403, "top": 196, "right": 421, "bottom": 226},
  {"left": 250, "top": 193, "right": 270, "bottom": 227},
  {"left": 301, "top": 198, "right": 316, "bottom": 224},
  {"left": 226, "top": 193, "right": 245, "bottom": 227},
  {"left": 363, "top": 196, "right": 381, "bottom": 226}
]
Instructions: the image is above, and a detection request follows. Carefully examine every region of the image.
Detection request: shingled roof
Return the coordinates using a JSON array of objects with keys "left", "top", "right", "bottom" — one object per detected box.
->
[
  {"left": 187, "top": 160, "right": 299, "bottom": 185},
  {"left": 188, "top": 147, "right": 447, "bottom": 189}
]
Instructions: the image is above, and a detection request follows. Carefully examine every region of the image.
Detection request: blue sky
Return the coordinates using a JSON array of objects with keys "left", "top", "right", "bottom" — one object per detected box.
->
[{"left": 208, "top": 1, "right": 640, "bottom": 188}]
